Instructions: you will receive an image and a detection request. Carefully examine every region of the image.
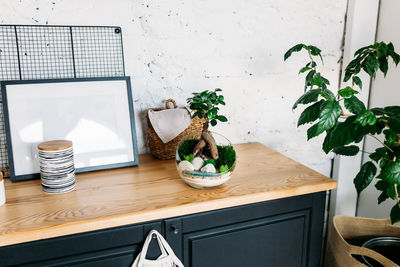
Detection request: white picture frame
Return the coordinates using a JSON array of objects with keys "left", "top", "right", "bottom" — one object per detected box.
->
[{"left": 1, "top": 77, "right": 139, "bottom": 181}]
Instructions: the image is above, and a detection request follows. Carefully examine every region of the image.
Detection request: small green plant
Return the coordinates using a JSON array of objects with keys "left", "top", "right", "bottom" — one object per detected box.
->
[
  {"left": 186, "top": 89, "right": 228, "bottom": 159},
  {"left": 285, "top": 42, "right": 400, "bottom": 223},
  {"left": 219, "top": 165, "right": 229, "bottom": 173},
  {"left": 184, "top": 154, "right": 194, "bottom": 162}
]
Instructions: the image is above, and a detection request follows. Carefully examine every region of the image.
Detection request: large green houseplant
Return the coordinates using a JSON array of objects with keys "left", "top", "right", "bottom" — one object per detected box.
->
[{"left": 284, "top": 42, "right": 400, "bottom": 224}]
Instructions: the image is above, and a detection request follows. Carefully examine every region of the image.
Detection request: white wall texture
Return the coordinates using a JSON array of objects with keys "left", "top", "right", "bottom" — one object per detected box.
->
[{"left": 0, "top": 0, "right": 348, "bottom": 176}]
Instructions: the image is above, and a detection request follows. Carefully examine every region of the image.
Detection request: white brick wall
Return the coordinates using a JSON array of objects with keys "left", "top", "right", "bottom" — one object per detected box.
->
[{"left": 0, "top": 0, "right": 348, "bottom": 176}]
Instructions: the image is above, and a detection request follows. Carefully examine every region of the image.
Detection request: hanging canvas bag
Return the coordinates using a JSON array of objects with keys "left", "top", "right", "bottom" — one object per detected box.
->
[{"left": 132, "top": 230, "right": 184, "bottom": 267}]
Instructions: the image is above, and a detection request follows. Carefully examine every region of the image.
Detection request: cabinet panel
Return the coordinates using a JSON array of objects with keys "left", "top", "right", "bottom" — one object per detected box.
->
[
  {"left": 37, "top": 245, "right": 138, "bottom": 267},
  {"left": 183, "top": 211, "right": 309, "bottom": 267},
  {"left": 0, "top": 221, "right": 162, "bottom": 266},
  {"left": 182, "top": 194, "right": 312, "bottom": 233}
]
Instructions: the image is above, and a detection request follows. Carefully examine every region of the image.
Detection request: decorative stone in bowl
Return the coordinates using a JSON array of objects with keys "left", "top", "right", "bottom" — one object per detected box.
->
[{"left": 175, "top": 132, "right": 236, "bottom": 189}]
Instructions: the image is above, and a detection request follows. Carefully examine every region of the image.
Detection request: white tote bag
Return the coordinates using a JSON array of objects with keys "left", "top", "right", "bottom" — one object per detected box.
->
[{"left": 132, "top": 230, "right": 184, "bottom": 267}]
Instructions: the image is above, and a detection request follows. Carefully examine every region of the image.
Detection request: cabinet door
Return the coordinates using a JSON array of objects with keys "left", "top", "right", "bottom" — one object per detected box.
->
[
  {"left": 183, "top": 211, "right": 309, "bottom": 267},
  {"left": 167, "top": 192, "right": 325, "bottom": 267}
]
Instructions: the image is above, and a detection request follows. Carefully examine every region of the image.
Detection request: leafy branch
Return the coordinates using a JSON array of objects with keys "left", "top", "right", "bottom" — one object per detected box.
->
[
  {"left": 187, "top": 89, "right": 227, "bottom": 127},
  {"left": 285, "top": 42, "right": 400, "bottom": 223}
]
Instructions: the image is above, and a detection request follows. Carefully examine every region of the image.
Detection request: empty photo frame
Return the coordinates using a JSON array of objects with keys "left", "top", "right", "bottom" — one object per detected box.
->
[{"left": 1, "top": 77, "right": 139, "bottom": 181}]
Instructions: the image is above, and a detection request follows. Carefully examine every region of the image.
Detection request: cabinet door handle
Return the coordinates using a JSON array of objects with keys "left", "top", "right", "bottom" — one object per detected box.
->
[{"left": 171, "top": 224, "right": 179, "bottom": 234}]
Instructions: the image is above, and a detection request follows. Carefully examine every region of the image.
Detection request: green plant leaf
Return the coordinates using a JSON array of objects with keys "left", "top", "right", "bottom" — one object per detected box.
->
[
  {"left": 375, "top": 180, "right": 390, "bottom": 204},
  {"left": 304, "top": 70, "right": 316, "bottom": 90},
  {"left": 354, "top": 45, "right": 373, "bottom": 56},
  {"left": 354, "top": 161, "right": 377, "bottom": 194},
  {"left": 317, "top": 100, "right": 342, "bottom": 132},
  {"left": 384, "top": 106, "right": 400, "bottom": 115},
  {"left": 322, "top": 129, "right": 333, "bottom": 154},
  {"left": 371, "top": 107, "right": 385, "bottom": 115},
  {"left": 292, "top": 89, "right": 321, "bottom": 110},
  {"left": 299, "top": 66, "right": 311, "bottom": 74},
  {"left": 217, "top": 115, "right": 228, "bottom": 122},
  {"left": 333, "top": 145, "right": 360, "bottom": 156},
  {"left": 284, "top": 43, "right": 305, "bottom": 61},
  {"left": 297, "top": 100, "right": 324, "bottom": 126},
  {"left": 378, "top": 161, "right": 400, "bottom": 184},
  {"left": 309, "top": 73, "right": 330, "bottom": 88},
  {"left": 323, "top": 116, "right": 360, "bottom": 153},
  {"left": 338, "top": 86, "right": 359, "bottom": 98},
  {"left": 390, "top": 204, "right": 400, "bottom": 224},
  {"left": 388, "top": 116, "right": 400, "bottom": 132},
  {"left": 378, "top": 56, "right": 389, "bottom": 76},
  {"left": 355, "top": 110, "right": 377, "bottom": 126},
  {"left": 363, "top": 54, "right": 380, "bottom": 77},
  {"left": 352, "top": 76, "right": 362, "bottom": 89},
  {"left": 320, "top": 89, "right": 335, "bottom": 100},
  {"left": 344, "top": 96, "right": 366, "bottom": 115},
  {"left": 307, "top": 123, "right": 324, "bottom": 140},
  {"left": 369, "top": 147, "right": 387, "bottom": 162},
  {"left": 383, "top": 129, "right": 399, "bottom": 146},
  {"left": 387, "top": 184, "right": 397, "bottom": 200},
  {"left": 307, "top": 45, "right": 323, "bottom": 62},
  {"left": 210, "top": 119, "right": 217, "bottom": 126}
]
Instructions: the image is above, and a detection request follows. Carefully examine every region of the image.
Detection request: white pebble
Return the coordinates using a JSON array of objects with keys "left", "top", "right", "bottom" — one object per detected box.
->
[
  {"left": 192, "top": 157, "right": 204, "bottom": 171},
  {"left": 200, "top": 163, "right": 216, "bottom": 173},
  {"left": 178, "top": 160, "right": 194, "bottom": 171}
]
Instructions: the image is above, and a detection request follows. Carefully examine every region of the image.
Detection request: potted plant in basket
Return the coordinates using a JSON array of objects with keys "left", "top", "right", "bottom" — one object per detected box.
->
[
  {"left": 175, "top": 89, "right": 236, "bottom": 189},
  {"left": 285, "top": 42, "right": 400, "bottom": 265}
]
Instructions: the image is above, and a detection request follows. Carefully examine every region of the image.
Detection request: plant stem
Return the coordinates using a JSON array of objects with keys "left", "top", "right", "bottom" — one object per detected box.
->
[
  {"left": 307, "top": 50, "right": 317, "bottom": 72},
  {"left": 367, "top": 134, "right": 395, "bottom": 153},
  {"left": 395, "top": 184, "right": 400, "bottom": 208}
]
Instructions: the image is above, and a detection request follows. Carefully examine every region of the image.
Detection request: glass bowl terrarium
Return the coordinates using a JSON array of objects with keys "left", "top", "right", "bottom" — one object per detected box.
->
[
  {"left": 176, "top": 132, "right": 236, "bottom": 189},
  {"left": 177, "top": 88, "right": 236, "bottom": 189}
]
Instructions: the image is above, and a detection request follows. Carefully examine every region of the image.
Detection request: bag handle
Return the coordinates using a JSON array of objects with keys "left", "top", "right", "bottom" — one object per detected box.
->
[
  {"left": 349, "top": 245, "right": 398, "bottom": 266},
  {"left": 165, "top": 99, "right": 177, "bottom": 109},
  {"left": 137, "top": 230, "right": 184, "bottom": 267}
]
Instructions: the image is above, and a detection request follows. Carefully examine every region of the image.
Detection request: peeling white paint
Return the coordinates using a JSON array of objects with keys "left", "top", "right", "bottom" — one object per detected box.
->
[{"left": 0, "top": 0, "right": 348, "bottom": 176}]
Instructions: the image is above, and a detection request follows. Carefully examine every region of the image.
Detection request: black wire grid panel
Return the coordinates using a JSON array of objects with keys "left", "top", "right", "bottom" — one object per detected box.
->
[{"left": 0, "top": 25, "right": 125, "bottom": 176}]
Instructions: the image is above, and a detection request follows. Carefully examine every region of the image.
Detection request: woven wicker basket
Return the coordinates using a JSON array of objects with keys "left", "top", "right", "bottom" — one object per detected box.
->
[{"left": 147, "top": 99, "right": 205, "bottom": 160}]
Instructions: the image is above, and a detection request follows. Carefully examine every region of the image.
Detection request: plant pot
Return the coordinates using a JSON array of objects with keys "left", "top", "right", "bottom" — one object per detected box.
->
[
  {"left": 175, "top": 132, "right": 236, "bottom": 189},
  {"left": 325, "top": 215, "right": 400, "bottom": 267},
  {"left": 362, "top": 237, "right": 400, "bottom": 266}
]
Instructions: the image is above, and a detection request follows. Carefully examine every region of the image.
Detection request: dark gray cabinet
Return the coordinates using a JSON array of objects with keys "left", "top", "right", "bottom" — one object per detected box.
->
[{"left": 0, "top": 192, "right": 326, "bottom": 267}]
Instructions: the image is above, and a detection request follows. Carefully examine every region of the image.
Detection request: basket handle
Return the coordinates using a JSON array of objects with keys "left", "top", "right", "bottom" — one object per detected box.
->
[
  {"left": 165, "top": 99, "right": 177, "bottom": 109},
  {"left": 350, "top": 245, "right": 398, "bottom": 266}
]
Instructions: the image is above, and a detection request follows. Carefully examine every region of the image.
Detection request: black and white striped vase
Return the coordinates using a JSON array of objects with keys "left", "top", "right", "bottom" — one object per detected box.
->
[{"left": 38, "top": 140, "right": 76, "bottom": 194}]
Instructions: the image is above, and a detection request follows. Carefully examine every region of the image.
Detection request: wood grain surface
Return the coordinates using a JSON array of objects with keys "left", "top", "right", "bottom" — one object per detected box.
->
[
  {"left": 38, "top": 140, "right": 73, "bottom": 151},
  {"left": 0, "top": 143, "right": 336, "bottom": 247}
]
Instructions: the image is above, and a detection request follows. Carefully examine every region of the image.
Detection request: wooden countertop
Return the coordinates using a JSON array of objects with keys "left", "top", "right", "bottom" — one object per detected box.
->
[{"left": 0, "top": 143, "right": 336, "bottom": 247}]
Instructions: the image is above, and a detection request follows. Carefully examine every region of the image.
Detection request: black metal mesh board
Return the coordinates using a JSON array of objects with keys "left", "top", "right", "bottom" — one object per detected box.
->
[{"left": 0, "top": 24, "right": 125, "bottom": 176}]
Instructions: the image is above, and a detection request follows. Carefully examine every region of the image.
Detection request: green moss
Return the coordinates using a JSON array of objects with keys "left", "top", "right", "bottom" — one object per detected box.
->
[
  {"left": 203, "top": 159, "right": 216, "bottom": 166},
  {"left": 178, "top": 139, "right": 198, "bottom": 160},
  {"left": 178, "top": 140, "right": 236, "bottom": 172},
  {"left": 215, "top": 145, "right": 236, "bottom": 169}
]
